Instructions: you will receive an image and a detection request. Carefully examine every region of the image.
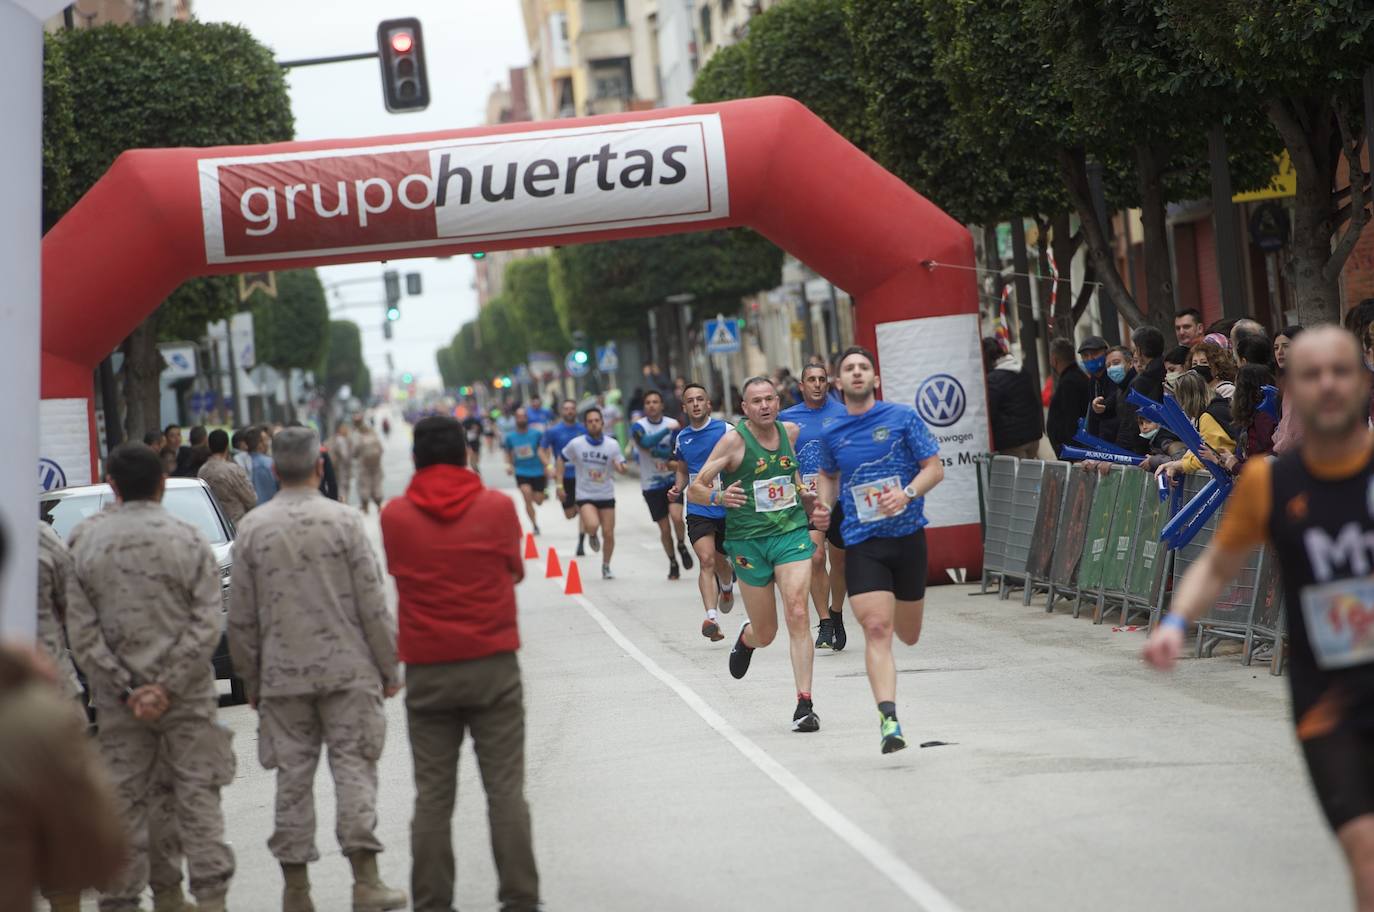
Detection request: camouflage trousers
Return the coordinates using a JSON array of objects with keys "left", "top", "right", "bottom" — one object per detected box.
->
[
  {"left": 336, "top": 468, "right": 352, "bottom": 505},
  {"left": 258, "top": 688, "right": 387, "bottom": 864},
  {"left": 147, "top": 756, "right": 186, "bottom": 892},
  {"left": 95, "top": 703, "right": 235, "bottom": 911},
  {"left": 357, "top": 468, "right": 384, "bottom": 504}
]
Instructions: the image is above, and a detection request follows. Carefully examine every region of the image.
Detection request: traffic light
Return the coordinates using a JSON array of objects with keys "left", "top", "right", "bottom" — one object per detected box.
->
[
  {"left": 401, "top": 372, "right": 414, "bottom": 384},
  {"left": 383, "top": 269, "right": 401, "bottom": 306},
  {"left": 501, "top": 375, "right": 513, "bottom": 388},
  {"left": 571, "top": 349, "right": 589, "bottom": 366},
  {"left": 377, "top": 18, "right": 429, "bottom": 113},
  {"left": 471, "top": 252, "right": 486, "bottom": 260},
  {"left": 386, "top": 304, "right": 400, "bottom": 322},
  {"left": 382, "top": 322, "right": 393, "bottom": 340},
  {"left": 405, "top": 272, "right": 422, "bottom": 296}
]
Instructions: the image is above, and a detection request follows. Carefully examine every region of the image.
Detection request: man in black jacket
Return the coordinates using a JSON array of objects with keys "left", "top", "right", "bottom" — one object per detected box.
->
[
  {"left": 982, "top": 337, "right": 1044, "bottom": 458},
  {"left": 1076, "top": 336, "right": 1115, "bottom": 439},
  {"left": 1114, "top": 325, "right": 1167, "bottom": 455},
  {"left": 1046, "top": 337, "right": 1094, "bottom": 456}
]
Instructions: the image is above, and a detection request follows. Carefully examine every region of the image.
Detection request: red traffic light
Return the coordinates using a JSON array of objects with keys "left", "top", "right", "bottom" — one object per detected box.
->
[{"left": 390, "top": 31, "right": 414, "bottom": 54}]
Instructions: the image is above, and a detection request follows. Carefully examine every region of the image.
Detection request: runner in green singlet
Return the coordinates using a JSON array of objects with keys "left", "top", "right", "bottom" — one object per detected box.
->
[{"left": 688, "top": 376, "right": 830, "bottom": 732}]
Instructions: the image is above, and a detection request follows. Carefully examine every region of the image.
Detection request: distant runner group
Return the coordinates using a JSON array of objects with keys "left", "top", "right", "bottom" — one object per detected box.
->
[{"left": 498, "top": 347, "right": 945, "bottom": 753}]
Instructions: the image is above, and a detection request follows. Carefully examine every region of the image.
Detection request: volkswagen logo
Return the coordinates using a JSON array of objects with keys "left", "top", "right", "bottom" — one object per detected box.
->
[
  {"left": 916, "top": 374, "right": 966, "bottom": 427},
  {"left": 39, "top": 457, "right": 67, "bottom": 493}
]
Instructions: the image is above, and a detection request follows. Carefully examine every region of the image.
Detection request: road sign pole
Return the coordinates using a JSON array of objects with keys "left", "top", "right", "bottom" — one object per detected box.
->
[{"left": 720, "top": 353, "right": 732, "bottom": 419}]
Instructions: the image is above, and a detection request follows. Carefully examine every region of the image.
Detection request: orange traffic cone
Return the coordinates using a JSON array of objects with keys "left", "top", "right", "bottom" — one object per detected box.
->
[
  {"left": 523, "top": 533, "right": 538, "bottom": 560},
  {"left": 545, "top": 547, "right": 563, "bottom": 578},
  {"left": 564, "top": 561, "right": 583, "bottom": 596}
]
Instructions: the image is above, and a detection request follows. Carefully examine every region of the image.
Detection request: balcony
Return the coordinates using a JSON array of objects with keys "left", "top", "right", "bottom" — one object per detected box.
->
[{"left": 576, "top": 24, "right": 633, "bottom": 62}]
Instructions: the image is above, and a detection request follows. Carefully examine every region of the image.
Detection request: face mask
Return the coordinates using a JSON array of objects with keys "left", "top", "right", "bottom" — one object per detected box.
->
[
  {"left": 1080, "top": 355, "right": 1106, "bottom": 375},
  {"left": 1106, "top": 364, "right": 1127, "bottom": 384},
  {"left": 1165, "top": 370, "right": 1184, "bottom": 387},
  {"left": 1140, "top": 427, "right": 1160, "bottom": 441}
]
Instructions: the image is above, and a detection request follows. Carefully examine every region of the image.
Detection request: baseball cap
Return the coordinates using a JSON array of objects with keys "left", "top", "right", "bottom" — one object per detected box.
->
[{"left": 1077, "top": 336, "right": 1109, "bottom": 354}]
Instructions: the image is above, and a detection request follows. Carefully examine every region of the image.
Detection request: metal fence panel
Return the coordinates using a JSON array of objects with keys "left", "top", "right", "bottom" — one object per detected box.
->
[
  {"left": 1123, "top": 483, "right": 1174, "bottom": 621},
  {"left": 1075, "top": 468, "right": 1125, "bottom": 617},
  {"left": 1095, "top": 469, "right": 1148, "bottom": 622},
  {"left": 981, "top": 456, "right": 1018, "bottom": 592},
  {"left": 1001, "top": 459, "right": 1045, "bottom": 595},
  {"left": 1023, "top": 462, "right": 1068, "bottom": 605},
  {"left": 1047, "top": 467, "right": 1098, "bottom": 607}
]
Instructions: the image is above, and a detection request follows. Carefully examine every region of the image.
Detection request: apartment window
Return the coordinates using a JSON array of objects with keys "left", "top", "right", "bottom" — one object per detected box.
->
[
  {"left": 721, "top": 0, "right": 734, "bottom": 13},
  {"left": 583, "top": 0, "right": 628, "bottom": 31},
  {"left": 555, "top": 78, "right": 576, "bottom": 118},
  {"left": 699, "top": 4, "right": 713, "bottom": 45},
  {"left": 589, "top": 57, "right": 633, "bottom": 100}
]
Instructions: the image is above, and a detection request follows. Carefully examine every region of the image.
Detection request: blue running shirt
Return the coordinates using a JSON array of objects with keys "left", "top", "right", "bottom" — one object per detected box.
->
[
  {"left": 503, "top": 429, "right": 545, "bottom": 477},
  {"left": 673, "top": 417, "right": 730, "bottom": 519},
  {"left": 779, "top": 397, "right": 848, "bottom": 498},
  {"left": 540, "top": 421, "right": 586, "bottom": 478},
  {"left": 525, "top": 406, "right": 554, "bottom": 432},
  {"left": 818, "top": 400, "right": 941, "bottom": 547}
]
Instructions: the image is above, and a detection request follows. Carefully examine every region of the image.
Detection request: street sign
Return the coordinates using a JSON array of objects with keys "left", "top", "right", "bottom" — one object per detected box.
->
[
  {"left": 705, "top": 315, "right": 741, "bottom": 355},
  {"left": 528, "top": 351, "right": 559, "bottom": 379},
  {"left": 597, "top": 341, "right": 619, "bottom": 373},
  {"left": 565, "top": 349, "right": 590, "bottom": 378},
  {"left": 514, "top": 363, "right": 532, "bottom": 382}
]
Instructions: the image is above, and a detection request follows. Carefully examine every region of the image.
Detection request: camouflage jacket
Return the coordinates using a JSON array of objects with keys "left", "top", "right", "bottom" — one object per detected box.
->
[
  {"left": 37, "top": 523, "right": 81, "bottom": 699},
  {"left": 198, "top": 455, "right": 258, "bottom": 525}
]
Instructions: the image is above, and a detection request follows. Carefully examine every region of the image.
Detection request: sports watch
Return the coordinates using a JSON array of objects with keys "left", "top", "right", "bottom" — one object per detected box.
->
[{"left": 902, "top": 482, "right": 919, "bottom": 500}]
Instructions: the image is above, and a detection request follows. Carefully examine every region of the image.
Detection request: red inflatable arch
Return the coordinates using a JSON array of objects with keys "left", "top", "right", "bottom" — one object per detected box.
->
[{"left": 40, "top": 96, "right": 986, "bottom": 579}]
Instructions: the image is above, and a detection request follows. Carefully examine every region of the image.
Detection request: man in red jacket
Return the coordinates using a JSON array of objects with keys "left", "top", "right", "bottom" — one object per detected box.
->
[{"left": 379, "top": 416, "right": 540, "bottom": 912}]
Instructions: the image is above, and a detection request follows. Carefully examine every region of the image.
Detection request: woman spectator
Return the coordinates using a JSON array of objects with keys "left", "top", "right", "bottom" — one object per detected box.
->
[
  {"left": 1235, "top": 333, "right": 1275, "bottom": 371},
  {"left": 1273, "top": 324, "right": 1302, "bottom": 374},
  {"left": 1217, "top": 364, "right": 1278, "bottom": 471},
  {"left": 1163, "top": 345, "right": 1190, "bottom": 392},
  {"left": 1187, "top": 339, "right": 1237, "bottom": 398},
  {"left": 1155, "top": 370, "right": 1236, "bottom": 479}
]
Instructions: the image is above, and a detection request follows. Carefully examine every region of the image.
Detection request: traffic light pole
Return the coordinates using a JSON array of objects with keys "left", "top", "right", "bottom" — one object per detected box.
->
[{"left": 277, "top": 51, "right": 379, "bottom": 69}]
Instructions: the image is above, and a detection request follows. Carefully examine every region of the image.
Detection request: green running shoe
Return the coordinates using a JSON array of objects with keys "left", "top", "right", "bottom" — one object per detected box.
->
[{"left": 880, "top": 715, "right": 907, "bottom": 754}]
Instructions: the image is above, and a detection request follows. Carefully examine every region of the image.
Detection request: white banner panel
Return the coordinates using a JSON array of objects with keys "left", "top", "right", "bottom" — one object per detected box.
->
[
  {"left": 875, "top": 313, "right": 989, "bottom": 528},
  {"left": 39, "top": 398, "right": 91, "bottom": 490}
]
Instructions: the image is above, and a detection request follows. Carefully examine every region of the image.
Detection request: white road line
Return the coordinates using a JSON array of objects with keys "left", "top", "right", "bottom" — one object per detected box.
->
[{"left": 569, "top": 589, "right": 964, "bottom": 912}]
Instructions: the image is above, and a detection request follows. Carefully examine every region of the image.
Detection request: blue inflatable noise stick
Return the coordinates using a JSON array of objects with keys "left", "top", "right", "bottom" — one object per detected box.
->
[{"left": 1059, "top": 445, "right": 1144, "bottom": 466}]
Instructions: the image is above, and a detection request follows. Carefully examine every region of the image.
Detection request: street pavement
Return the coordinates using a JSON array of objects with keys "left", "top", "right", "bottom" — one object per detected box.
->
[{"left": 103, "top": 417, "right": 1349, "bottom": 911}]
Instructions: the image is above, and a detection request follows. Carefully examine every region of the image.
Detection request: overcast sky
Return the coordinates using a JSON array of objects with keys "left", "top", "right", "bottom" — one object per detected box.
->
[{"left": 194, "top": 0, "right": 530, "bottom": 388}]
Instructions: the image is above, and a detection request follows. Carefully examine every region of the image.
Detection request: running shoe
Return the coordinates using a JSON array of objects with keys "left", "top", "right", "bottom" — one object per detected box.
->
[
  {"left": 831, "top": 609, "right": 848, "bottom": 652},
  {"left": 815, "top": 617, "right": 835, "bottom": 650},
  {"left": 532, "top": 523, "right": 541, "bottom": 536},
  {"left": 601, "top": 564, "right": 614, "bottom": 580},
  {"left": 702, "top": 618, "right": 724, "bottom": 641},
  {"left": 677, "top": 542, "right": 694, "bottom": 570},
  {"left": 880, "top": 715, "right": 907, "bottom": 754},
  {"left": 668, "top": 560, "right": 680, "bottom": 580},
  {"left": 589, "top": 531, "right": 601, "bottom": 552},
  {"left": 792, "top": 699, "right": 820, "bottom": 733},
  {"left": 728, "top": 621, "right": 754, "bottom": 679},
  {"left": 718, "top": 582, "right": 735, "bottom": 614},
  {"left": 576, "top": 542, "right": 586, "bottom": 557}
]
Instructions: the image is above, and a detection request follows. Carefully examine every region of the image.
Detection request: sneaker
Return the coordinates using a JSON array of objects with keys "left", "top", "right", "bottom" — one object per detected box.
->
[
  {"left": 669, "top": 561, "right": 680, "bottom": 580},
  {"left": 576, "top": 542, "right": 586, "bottom": 557},
  {"left": 532, "top": 523, "right": 541, "bottom": 536},
  {"left": 702, "top": 618, "right": 724, "bottom": 641},
  {"left": 728, "top": 622, "right": 754, "bottom": 679},
  {"left": 830, "top": 609, "right": 848, "bottom": 652},
  {"left": 589, "top": 531, "right": 601, "bottom": 552},
  {"left": 677, "top": 542, "right": 694, "bottom": 570},
  {"left": 880, "top": 715, "right": 907, "bottom": 754},
  {"left": 718, "top": 583, "right": 735, "bottom": 614},
  {"left": 601, "top": 564, "right": 614, "bottom": 580},
  {"left": 815, "top": 617, "right": 835, "bottom": 650},
  {"left": 792, "top": 699, "right": 821, "bottom": 733}
]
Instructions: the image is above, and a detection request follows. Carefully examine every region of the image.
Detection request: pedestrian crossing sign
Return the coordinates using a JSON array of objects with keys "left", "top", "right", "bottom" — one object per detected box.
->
[{"left": 705, "top": 315, "right": 741, "bottom": 354}]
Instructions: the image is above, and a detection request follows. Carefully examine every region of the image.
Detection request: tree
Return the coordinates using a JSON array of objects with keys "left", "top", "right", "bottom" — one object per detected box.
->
[
  {"left": 1162, "top": 0, "right": 1374, "bottom": 324},
  {"left": 477, "top": 295, "right": 527, "bottom": 376},
  {"left": 690, "top": 40, "right": 750, "bottom": 105},
  {"left": 504, "top": 258, "right": 569, "bottom": 353},
  {"left": 43, "top": 22, "right": 294, "bottom": 435},
  {"left": 448, "top": 322, "right": 486, "bottom": 385},
  {"left": 244, "top": 270, "right": 331, "bottom": 419},
  {"left": 435, "top": 345, "right": 460, "bottom": 390},
  {"left": 323, "top": 321, "right": 368, "bottom": 403}
]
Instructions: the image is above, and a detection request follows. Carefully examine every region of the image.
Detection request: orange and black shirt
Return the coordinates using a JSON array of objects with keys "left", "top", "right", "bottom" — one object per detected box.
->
[{"left": 1215, "top": 435, "right": 1374, "bottom": 741}]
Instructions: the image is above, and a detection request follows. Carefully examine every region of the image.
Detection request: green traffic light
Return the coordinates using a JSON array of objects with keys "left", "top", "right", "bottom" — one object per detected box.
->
[
  {"left": 573, "top": 350, "right": 589, "bottom": 364},
  {"left": 472, "top": 252, "right": 486, "bottom": 260},
  {"left": 386, "top": 306, "right": 400, "bottom": 321},
  {"left": 401, "top": 372, "right": 414, "bottom": 383}
]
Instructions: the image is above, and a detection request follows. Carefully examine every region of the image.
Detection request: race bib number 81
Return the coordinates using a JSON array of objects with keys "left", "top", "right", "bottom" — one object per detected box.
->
[
  {"left": 852, "top": 475, "right": 903, "bottom": 524},
  {"left": 753, "top": 476, "right": 797, "bottom": 512}
]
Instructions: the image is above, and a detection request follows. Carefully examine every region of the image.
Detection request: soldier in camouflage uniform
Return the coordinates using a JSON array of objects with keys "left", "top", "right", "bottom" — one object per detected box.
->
[
  {"left": 228, "top": 427, "right": 406, "bottom": 912},
  {"left": 65, "top": 444, "right": 236, "bottom": 912},
  {"left": 36, "top": 522, "right": 81, "bottom": 701},
  {"left": 353, "top": 422, "right": 385, "bottom": 513},
  {"left": 198, "top": 429, "right": 257, "bottom": 525},
  {"left": 331, "top": 422, "right": 354, "bottom": 506}
]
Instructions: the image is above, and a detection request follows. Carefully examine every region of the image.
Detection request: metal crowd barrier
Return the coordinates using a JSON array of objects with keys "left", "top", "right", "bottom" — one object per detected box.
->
[{"left": 974, "top": 454, "right": 1285, "bottom": 676}]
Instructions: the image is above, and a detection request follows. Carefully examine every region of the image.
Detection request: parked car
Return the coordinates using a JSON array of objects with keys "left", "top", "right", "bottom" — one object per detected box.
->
[{"left": 38, "top": 476, "right": 247, "bottom": 705}]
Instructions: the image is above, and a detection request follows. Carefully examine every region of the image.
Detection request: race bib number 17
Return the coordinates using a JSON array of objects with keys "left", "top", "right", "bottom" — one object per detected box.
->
[{"left": 851, "top": 475, "right": 903, "bottom": 524}]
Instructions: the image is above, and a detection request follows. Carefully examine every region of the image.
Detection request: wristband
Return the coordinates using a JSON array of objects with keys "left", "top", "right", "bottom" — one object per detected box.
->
[
  {"left": 709, "top": 490, "right": 718, "bottom": 506},
  {"left": 1161, "top": 613, "right": 1188, "bottom": 632}
]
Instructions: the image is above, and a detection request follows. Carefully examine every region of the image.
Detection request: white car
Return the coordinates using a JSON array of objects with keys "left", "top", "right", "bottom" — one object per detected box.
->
[{"left": 38, "top": 476, "right": 246, "bottom": 704}]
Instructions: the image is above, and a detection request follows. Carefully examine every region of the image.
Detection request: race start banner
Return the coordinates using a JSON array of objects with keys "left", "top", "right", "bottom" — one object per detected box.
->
[
  {"left": 874, "top": 312, "right": 989, "bottom": 529},
  {"left": 198, "top": 114, "right": 730, "bottom": 264}
]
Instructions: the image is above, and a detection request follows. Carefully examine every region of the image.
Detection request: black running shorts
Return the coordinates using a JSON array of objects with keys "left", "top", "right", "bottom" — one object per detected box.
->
[
  {"left": 642, "top": 486, "right": 672, "bottom": 523},
  {"left": 845, "top": 527, "right": 927, "bottom": 601},
  {"left": 558, "top": 476, "right": 577, "bottom": 509},
  {"left": 808, "top": 499, "right": 846, "bottom": 550},
  {"left": 1301, "top": 726, "right": 1374, "bottom": 832},
  {"left": 687, "top": 514, "right": 727, "bottom": 555},
  {"left": 515, "top": 473, "right": 547, "bottom": 492},
  {"left": 576, "top": 498, "right": 616, "bottom": 511}
]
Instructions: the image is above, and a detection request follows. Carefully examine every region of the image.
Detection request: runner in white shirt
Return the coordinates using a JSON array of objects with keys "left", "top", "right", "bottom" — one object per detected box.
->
[
  {"left": 556, "top": 407, "right": 628, "bottom": 579},
  {"left": 632, "top": 391, "right": 692, "bottom": 579}
]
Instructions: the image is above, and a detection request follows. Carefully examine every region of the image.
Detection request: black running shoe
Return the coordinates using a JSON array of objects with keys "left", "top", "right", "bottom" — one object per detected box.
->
[
  {"left": 729, "top": 622, "right": 754, "bottom": 679},
  {"left": 576, "top": 542, "right": 586, "bottom": 557},
  {"left": 830, "top": 609, "right": 847, "bottom": 652},
  {"left": 677, "top": 542, "right": 694, "bottom": 570},
  {"left": 815, "top": 617, "right": 835, "bottom": 650},
  {"left": 792, "top": 699, "right": 820, "bottom": 733},
  {"left": 668, "top": 560, "right": 680, "bottom": 580}
]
